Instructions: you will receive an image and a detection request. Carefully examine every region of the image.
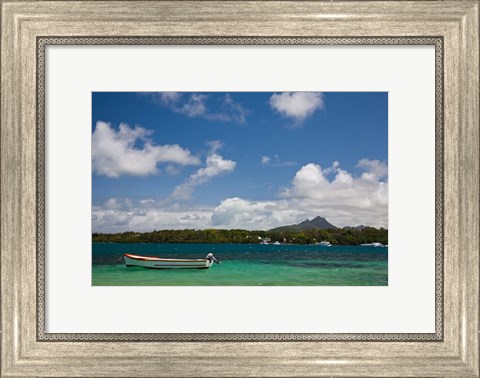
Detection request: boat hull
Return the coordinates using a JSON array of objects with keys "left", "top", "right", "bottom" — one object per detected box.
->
[{"left": 124, "top": 253, "right": 213, "bottom": 269}]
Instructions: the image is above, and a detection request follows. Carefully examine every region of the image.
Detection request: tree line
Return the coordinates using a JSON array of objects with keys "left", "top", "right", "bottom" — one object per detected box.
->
[{"left": 92, "top": 227, "right": 388, "bottom": 246}]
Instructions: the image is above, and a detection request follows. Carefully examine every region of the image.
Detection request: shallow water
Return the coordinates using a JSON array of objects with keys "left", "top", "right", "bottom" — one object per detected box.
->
[{"left": 92, "top": 243, "right": 388, "bottom": 286}]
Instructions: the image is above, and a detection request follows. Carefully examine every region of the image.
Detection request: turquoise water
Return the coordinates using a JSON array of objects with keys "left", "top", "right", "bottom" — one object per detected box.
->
[{"left": 92, "top": 243, "right": 388, "bottom": 286}]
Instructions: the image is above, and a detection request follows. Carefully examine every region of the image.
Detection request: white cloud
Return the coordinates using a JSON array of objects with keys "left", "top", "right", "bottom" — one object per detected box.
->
[
  {"left": 269, "top": 92, "right": 324, "bottom": 126},
  {"left": 103, "top": 198, "right": 132, "bottom": 210},
  {"left": 260, "top": 155, "right": 296, "bottom": 167},
  {"left": 213, "top": 159, "right": 388, "bottom": 229},
  {"left": 206, "top": 140, "right": 223, "bottom": 153},
  {"left": 322, "top": 160, "right": 340, "bottom": 175},
  {"left": 211, "top": 197, "right": 305, "bottom": 230},
  {"left": 92, "top": 158, "right": 388, "bottom": 232},
  {"left": 93, "top": 200, "right": 214, "bottom": 232},
  {"left": 177, "top": 93, "right": 209, "bottom": 117},
  {"left": 357, "top": 158, "right": 388, "bottom": 180},
  {"left": 171, "top": 153, "right": 236, "bottom": 200},
  {"left": 149, "top": 92, "right": 249, "bottom": 124},
  {"left": 139, "top": 199, "right": 156, "bottom": 206},
  {"left": 261, "top": 156, "right": 271, "bottom": 166},
  {"left": 165, "top": 165, "right": 180, "bottom": 175},
  {"left": 92, "top": 121, "right": 200, "bottom": 178},
  {"left": 158, "top": 92, "right": 181, "bottom": 104},
  {"left": 222, "top": 94, "right": 248, "bottom": 123},
  {"left": 278, "top": 160, "right": 388, "bottom": 227}
]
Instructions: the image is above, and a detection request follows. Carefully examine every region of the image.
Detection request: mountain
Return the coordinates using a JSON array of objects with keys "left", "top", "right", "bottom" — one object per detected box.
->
[
  {"left": 298, "top": 216, "right": 338, "bottom": 230},
  {"left": 270, "top": 216, "right": 338, "bottom": 232}
]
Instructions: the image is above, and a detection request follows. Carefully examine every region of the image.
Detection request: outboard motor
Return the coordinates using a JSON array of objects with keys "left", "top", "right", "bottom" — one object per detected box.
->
[{"left": 206, "top": 253, "right": 221, "bottom": 265}]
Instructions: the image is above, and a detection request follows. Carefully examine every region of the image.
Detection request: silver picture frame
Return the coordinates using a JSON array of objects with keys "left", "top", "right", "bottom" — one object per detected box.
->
[{"left": 1, "top": 1, "right": 478, "bottom": 376}]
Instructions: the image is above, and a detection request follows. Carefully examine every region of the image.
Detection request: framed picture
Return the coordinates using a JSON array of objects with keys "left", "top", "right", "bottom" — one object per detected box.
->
[
  {"left": 90, "top": 90, "right": 389, "bottom": 287},
  {"left": 1, "top": 1, "right": 478, "bottom": 377}
]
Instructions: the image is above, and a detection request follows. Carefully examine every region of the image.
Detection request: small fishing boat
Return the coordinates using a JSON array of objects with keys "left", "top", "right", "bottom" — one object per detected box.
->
[{"left": 124, "top": 252, "right": 220, "bottom": 269}]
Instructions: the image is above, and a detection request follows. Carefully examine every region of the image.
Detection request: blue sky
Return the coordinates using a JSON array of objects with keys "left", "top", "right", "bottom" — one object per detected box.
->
[{"left": 92, "top": 92, "right": 388, "bottom": 232}]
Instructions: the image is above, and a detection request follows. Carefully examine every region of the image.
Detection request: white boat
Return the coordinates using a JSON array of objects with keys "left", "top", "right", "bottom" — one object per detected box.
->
[
  {"left": 124, "top": 252, "right": 220, "bottom": 269},
  {"left": 317, "top": 241, "right": 332, "bottom": 246},
  {"left": 360, "top": 242, "right": 385, "bottom": 247}
]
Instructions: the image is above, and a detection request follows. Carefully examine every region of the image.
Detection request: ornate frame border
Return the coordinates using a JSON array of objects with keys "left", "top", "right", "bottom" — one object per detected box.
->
[{"left": 35, "top": 36, "right": 444, "bottom": 343}]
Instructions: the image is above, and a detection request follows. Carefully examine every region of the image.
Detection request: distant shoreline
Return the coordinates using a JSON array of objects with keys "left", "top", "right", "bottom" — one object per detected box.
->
[
  {"left": 92, "top": 241, "right": 388, "bottom": 248},
  {"left": 92, "top": 227, "right": 388, "bottom": 246}
]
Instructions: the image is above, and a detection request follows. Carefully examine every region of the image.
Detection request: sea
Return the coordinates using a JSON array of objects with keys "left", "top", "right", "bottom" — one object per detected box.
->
[{"left": 92, "top": 243, "right": 388, "bottom": 286}]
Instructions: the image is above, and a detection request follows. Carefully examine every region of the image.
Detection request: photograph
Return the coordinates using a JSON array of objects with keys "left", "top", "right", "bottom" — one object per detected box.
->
[{"left": 92, "top": 91, "right": 388, "bottom": 286}]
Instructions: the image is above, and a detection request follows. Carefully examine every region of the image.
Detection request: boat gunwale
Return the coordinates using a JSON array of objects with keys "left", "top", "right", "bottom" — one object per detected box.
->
[{"left": 123, "top": 253, "right": 209, "bottom": 263}]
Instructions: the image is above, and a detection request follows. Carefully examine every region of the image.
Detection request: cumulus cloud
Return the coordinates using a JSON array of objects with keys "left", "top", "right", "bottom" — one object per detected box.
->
[
  {"left": 171, "top": 153, "right": 236, "bottom": 200},
  {"left": 269, "top": 92, "right": 324, "bottom": 126},
  {"left": 92, "top": 158, "right": 388, "bottom": 232},
  {"left": 211, "top": 197, "right": 305, "bottom": 229},
  {"left": 278, "top": 159, "right": 388, "bottom": 227},
  {"left": 212, "top": 159, "right": 387, "bottom": 229},
  {"left": 92, "top": 121, "right": 200, "bottom": 178},
  {"left": 148, "top": 92, "right": 249, "bottom": 124},
  {"left": 92, "top": 199, "right": 214, "bottom": 232},
  {"left": 357, "top": 158, "right": 388, "bottom": 181}
]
